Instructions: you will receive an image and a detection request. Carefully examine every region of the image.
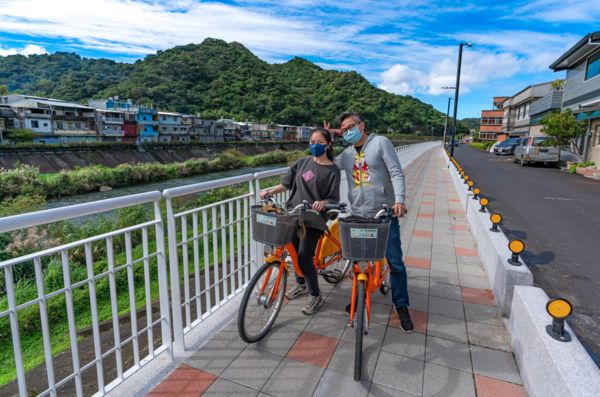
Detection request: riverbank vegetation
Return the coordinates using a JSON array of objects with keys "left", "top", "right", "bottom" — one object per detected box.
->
[{"left": 0, "top": 149, "right": 299, "bottom": 202}]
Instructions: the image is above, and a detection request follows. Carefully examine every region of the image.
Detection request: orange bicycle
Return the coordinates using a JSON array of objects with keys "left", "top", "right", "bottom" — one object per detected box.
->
[
  {"left": 334, "top": 204, "right": 393, "bottom": 381},
  {"left": 237, "top": 197, "right": 350, "bottom": 343}
]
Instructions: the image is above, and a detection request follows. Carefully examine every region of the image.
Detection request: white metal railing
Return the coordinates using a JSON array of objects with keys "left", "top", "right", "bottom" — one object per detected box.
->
[
  {"left": 0, "top": 192, "right": 172, "bottom": 397},
  {"left": 0, "top": 141, "right": 442, "bottom": 397},
  {"left": 163, "top": 174, "right": 256, "bottom": 350}
]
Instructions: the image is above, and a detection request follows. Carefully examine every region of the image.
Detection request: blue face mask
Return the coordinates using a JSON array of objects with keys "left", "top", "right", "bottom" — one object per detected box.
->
[
  {"left": 343, "top": 126, "right": 363, "bottom": 144},
  {"left": 309, "top": 143, "right": 327, "bottom": 157}
]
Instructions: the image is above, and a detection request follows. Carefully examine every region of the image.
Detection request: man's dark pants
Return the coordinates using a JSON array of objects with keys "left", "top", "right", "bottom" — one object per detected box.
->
[{"left": 386, "top": 217, "right": 409, "bottom": 308}]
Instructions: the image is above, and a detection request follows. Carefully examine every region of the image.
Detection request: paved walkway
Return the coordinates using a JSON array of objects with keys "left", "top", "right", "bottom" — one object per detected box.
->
[{"left": 146, "top": 147, "right": 527, "bottom": 397}]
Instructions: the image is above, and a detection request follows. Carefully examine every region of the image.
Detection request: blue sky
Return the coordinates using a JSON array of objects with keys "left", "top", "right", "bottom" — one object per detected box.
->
[{"left": 0, "top": 0, "right": 597, "bottom": 118}]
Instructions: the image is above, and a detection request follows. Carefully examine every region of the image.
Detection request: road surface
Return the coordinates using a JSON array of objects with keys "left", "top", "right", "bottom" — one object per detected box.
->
[{"left": 452, "top": 144, "right": 600, "bottom": 365}]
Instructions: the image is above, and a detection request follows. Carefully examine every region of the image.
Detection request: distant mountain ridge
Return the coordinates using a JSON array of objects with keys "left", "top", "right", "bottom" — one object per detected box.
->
[{"left": 0, "top": 38, "right": 447, "bottom": 133}]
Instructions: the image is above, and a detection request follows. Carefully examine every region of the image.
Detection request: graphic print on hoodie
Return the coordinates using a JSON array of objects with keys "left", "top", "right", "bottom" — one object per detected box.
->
[{"left": 352, "top": 151, "right": 371, "bottom": 186}]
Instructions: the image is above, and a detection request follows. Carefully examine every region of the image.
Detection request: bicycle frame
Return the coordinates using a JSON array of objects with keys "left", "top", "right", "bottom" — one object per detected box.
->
[
  {"left": 259, "top": 230, "right": 346, "bottom": 302},
  {"left": 348, "top": 259, "right": 390, "bottom": 328}
]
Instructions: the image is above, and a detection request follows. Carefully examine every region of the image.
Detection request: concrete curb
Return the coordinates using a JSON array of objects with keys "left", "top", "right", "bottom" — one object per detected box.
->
[
  {"left": 510, "top": 286, "right": 600, "bottom": 397},
  {"left": 443, "top": 149, "right": 533, "bottom": 316}
]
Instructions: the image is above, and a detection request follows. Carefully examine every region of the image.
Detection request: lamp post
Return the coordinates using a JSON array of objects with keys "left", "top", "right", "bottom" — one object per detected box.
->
[
  {"left": 450, "top": 42, "right": 472, "bottom": 157},
  {"left": 441, "top": 87, "right": 455, "bottom": 149}
]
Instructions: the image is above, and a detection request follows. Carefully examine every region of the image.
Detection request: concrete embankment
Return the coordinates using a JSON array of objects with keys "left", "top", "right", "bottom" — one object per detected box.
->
[{"left": 0, "top": 142, "right": 307, "bottom": 172}]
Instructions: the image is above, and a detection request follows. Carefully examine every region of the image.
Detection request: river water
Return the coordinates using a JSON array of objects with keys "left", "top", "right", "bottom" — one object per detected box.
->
[{"left": 44, "top": 163, "right": 285, "bottom": 209}]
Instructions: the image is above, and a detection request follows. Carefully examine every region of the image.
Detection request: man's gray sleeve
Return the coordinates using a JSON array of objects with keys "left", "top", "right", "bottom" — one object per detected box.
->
[{"left": 379, "top": 137, "right": 406, "bottom": 204}]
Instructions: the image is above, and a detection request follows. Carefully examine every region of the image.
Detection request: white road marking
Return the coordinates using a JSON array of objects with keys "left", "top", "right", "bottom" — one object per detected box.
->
[{"left": 544, "top": 196, "right": 584, "bottom": 201}]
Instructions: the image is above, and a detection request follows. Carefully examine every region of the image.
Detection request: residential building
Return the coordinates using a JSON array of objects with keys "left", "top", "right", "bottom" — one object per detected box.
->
[
  {"left": 182, "top": 115, "right": 215, "bottom": 142},
  {"left": 0, "top": 104, "right": 15, "bottom": 143},
  {"left": 501, "top": 82, "right": 554, "bottom": 137},
  {"left": 550, "top": 31, "right": 600, "bottom": 164},
  {"left": 9, "top": 97, "right": 97, "bottom": 143},
  {"left": 122, "top": 112, "right": 138, "bottom": 142},
  {"left": 479, "top": 97, "right": 508, "bottom": 141},
  {"left": 280, "top": 125, "right": 297, "bottom": 141},
  {"left": 137, "top": 107, "right": 159, "bottom": 142},
  {"left": 158, "top": 111, "right": 188, "bottom": 142},
  {"left": 297, "top": 125, "right": 311, "bottom": 141},
  {"left": 528, "top": 89, "right": 563, "bottom": 137},
  {"left": 88, "top": 97, "right": 134, "bottom": 112},
  {"left": 96, "top": 109, "right": 125, "bottom": 142}
]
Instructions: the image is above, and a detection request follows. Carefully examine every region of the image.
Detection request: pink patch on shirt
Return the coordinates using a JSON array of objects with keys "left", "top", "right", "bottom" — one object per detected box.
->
[{"left": 302, "top": 170, "right": 315, "bottom": 182}]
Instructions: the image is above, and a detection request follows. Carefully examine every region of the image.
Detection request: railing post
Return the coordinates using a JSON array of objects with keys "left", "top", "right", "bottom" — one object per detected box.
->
[
  {"left": 165, "top": 197, "right": 185, "bottom": 351},
  {"left": 250, "top": 178, "right": 260, "bottom": 276},
  {"left": 154, "top": 201, "right": 174, "bottom": 359}
]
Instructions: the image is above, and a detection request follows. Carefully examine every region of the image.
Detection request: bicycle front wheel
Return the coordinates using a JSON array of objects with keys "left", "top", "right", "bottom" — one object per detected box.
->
[
  {"left": 354, "top": 280, "right": 366, "bottom": 381},
  {"left": 238, "top": 261, "right": 287, "bottom": 343}
]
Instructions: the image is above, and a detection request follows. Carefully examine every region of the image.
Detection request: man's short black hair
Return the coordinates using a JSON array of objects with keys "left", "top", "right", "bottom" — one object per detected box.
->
[{"left": 337, "top": 111, "right": 364, "bottom": 126}]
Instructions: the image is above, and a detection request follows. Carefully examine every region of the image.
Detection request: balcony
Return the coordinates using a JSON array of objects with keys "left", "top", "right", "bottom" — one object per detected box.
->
[
  {"left": 102, "top": 116, "right": 124, "bottom": 124},
  {"left": 101, "top": 129, "right": 124, "bottom": 136},
  {"left": 53, "top": 114, "right": 95, "bottom": 121},
  {"left": 54, "top": 129, "right": 98, "bottom": 136}
]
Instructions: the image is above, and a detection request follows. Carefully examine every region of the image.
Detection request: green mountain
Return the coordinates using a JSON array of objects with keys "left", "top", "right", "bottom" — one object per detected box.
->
[
  {"left": 460, "top": 117, "right": 480, "bottom": 131},
  {"left": 0, "top": 38, "right": 446, "bottom": 133}
]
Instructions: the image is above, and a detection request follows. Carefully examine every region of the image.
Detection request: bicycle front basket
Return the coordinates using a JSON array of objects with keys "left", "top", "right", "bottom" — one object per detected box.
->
[
  {"left": 251, "top": 205, "right": 298, "bottom": 246},
  {"left": 338, "top": 218, "right": 391, "bottom": 261}
]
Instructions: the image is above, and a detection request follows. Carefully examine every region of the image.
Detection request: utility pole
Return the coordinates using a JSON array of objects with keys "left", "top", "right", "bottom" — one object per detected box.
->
[
  {"left": 443, "top": 97, "right": 452, "bottom": 147},
  {"left": 450, "top": 42, "right": 472, "bottom": 157}
]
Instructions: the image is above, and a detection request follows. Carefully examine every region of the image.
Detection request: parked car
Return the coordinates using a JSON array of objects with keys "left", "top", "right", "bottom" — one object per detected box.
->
[
  {"left": 513, "top": 137, "right": 560, "bottom": 166},
  {"left": 493, "top": 137, "right": 521, "bottom": 155}
]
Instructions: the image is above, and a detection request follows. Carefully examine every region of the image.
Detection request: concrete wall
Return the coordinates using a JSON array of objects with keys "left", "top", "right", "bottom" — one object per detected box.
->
[{"left": 563, "top": 51, "right": 600, "bottom": 109}]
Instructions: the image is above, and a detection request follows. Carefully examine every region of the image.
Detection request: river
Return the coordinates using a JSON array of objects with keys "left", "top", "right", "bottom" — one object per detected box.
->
[{"left": 44, "top": 163, "right": 285, "bottom": 209}]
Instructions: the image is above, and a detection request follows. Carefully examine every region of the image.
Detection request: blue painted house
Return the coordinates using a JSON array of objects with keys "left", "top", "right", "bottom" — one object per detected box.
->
[{"left": 137, "top": 106, "right": 159, "bottom": 142}]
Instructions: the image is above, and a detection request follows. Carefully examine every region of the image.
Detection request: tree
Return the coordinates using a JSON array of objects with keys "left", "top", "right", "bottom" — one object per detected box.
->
[
  {"left": 539, "top": 109, "right": 586, "bottom": 160},
  {"left": 551, "top": 79, "right": 564, "bottom": 91},
  {"left": 7, "top": 128, "right": 36, "bottom": 142},
  {"left": 0, "top": 84, "right": 8, "bottom": 95}
]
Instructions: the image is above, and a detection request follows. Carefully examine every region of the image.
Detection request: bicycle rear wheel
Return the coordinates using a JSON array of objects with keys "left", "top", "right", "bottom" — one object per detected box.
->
[
  {"left": 238, "top": 261, "right": 287, "bottom": 343},
  {"left": 354, "top": 280, "right": 366, "bottom": 381}
]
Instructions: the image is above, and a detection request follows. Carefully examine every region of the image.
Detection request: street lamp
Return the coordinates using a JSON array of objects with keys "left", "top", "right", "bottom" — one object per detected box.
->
[{"left": 450, "top": 42, "right": 473, "bottom": 157}]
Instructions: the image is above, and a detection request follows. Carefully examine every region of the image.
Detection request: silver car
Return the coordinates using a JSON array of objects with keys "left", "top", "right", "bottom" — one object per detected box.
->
[{"left": 513, "top": 137, "right": 560, "bottom": 166}]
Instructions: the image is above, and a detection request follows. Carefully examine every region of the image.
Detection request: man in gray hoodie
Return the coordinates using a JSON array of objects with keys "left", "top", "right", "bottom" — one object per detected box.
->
[{"left": 335, "top": 111, "right": 413, "bottom": 332}]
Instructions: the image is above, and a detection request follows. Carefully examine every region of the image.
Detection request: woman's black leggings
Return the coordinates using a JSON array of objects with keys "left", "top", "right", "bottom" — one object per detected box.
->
[{"left": 291, "top": 227, "right": 323, "bottom": 297}]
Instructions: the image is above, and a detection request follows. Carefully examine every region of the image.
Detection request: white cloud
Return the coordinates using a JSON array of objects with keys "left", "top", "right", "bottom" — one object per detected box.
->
[
  {"left": 0, "top": 43, "right": 47, "bottom": 56},
  {"left": 379, "top": 49, "right": 522, "bottom": 96},
  {"left": 513, "top": 0, "right": 600, "bottom": 22}
]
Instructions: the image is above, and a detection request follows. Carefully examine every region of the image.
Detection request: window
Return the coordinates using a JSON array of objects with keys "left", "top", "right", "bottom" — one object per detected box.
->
[
  {"left": 57, "top": 121, "right": 63, "bottom": 129},
  {"left": 31, "top": 120, "right": 39, "bottom": 128},
  {"left": 585, "top": 51, "right": 600, "bottom": 80},
  {"left": 43, "top": 123, "right": 48, "bottom": 127}
]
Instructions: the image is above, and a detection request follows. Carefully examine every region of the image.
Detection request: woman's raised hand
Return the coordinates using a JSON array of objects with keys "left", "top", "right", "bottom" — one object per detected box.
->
[{"left": 312, "top": 200, "right": 326, "bottom": 212}]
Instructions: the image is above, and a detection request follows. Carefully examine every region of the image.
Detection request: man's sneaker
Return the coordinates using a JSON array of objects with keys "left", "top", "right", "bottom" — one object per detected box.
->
[
  {"left": 397, "top": 306, "right": 414, "bottom": 333},
  {"left": 286, "top": 283, "right": 308, "bottom": 300},
  {"left": 302, "top": 294, "right": 324, "bottom": 315}
]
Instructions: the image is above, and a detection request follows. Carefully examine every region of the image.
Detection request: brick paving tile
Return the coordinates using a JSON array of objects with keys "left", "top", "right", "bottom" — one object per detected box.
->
[
  {"left": 455, "top": 247, "right": 478, "bottom": 257},
  {"left": 474, "top": 374, "right": 527, "bottom": 397},
  {"left": 450, "top": 225, "right": 469, "bottom": 231},
  {"left": 421, "top": 201, "right": 434, "bottom": 205},
  {"left": 389, "top": 307, "right": 428, "bottom": 334},
  {"left": 405, "top": 256, "right": 431, "bottom": 269},
  {"left": 417, "top": 213, "right": 434, "bottom": 219},
  {"left": 448, "top": 209, "right": 463, "bottom": 215},
  {"left": 287, "top": 331, "right": 339, "bottom": 368},
  {"left": 413, "top": 230, "right": 433, "bottom": 238},
  {"left": 461, "top": 287, "right": 496, "bottom": 306},
  {"left": 448, "top": 198, "right": 461, "bottom": 202},
  {"left": 147, "top": 364, "right": 216, "bottom": 396}
]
